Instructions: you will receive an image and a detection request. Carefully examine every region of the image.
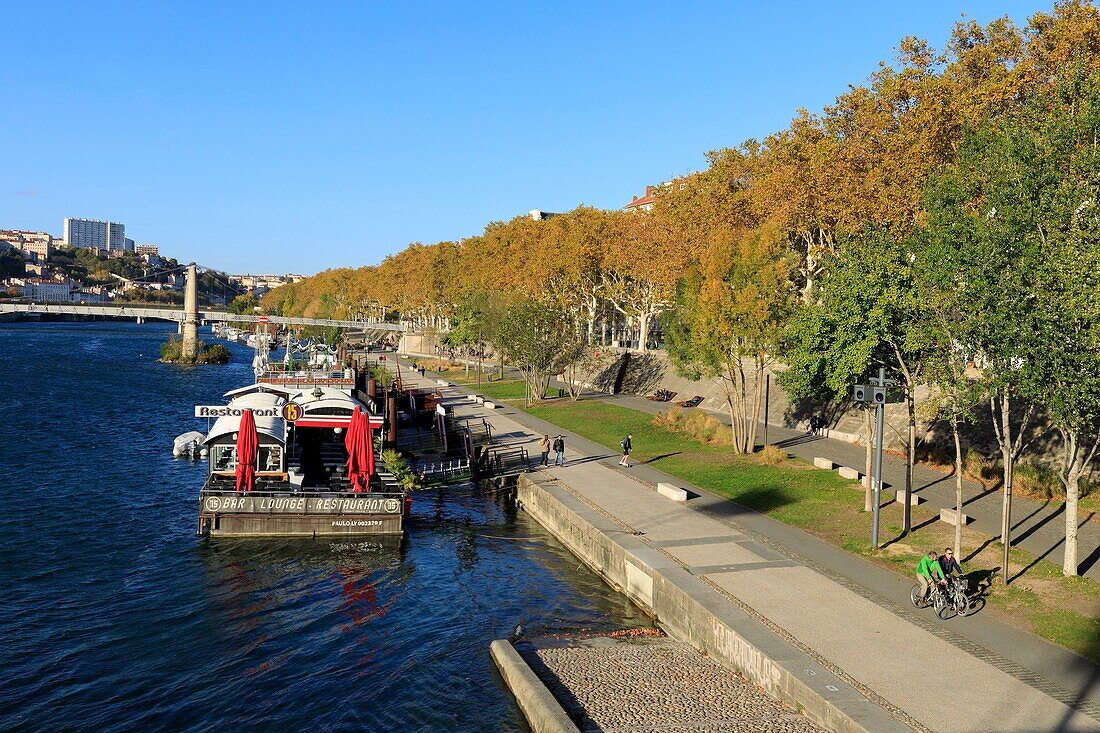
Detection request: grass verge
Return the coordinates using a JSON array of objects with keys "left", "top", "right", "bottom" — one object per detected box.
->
[{"left": 518, "top": 398, "right": 1100, "bottom": 662}]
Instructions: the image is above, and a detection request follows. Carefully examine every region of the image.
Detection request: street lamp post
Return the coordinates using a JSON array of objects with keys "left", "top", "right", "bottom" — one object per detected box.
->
[{"left": 852, "top": 368, "right": 900, "bottom": 549}]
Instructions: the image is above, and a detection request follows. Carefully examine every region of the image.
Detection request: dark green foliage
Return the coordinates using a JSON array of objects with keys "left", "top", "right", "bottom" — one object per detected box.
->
[{"left": 159, "top": 336, "right": 230, "bottom": 365}]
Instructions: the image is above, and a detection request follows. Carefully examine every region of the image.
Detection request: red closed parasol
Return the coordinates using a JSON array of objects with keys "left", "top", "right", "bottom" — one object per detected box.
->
[
  {"left": 364, "top": 409, "right": 375, "bottom": 482},
  {"left": 345, "top": 406, "right": 364, "bottom": 492},
  {"left": 235, "top": 409, "right": 258, "bottom": 493}
]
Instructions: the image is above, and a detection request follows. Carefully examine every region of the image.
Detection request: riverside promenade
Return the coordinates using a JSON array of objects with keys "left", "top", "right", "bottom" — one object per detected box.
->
[
  {"left": 596, "top": 391, "right": 1100, "bottom": 584},
  {"left": 398, "top": 359, "right": 1100, "bottom": 733}
]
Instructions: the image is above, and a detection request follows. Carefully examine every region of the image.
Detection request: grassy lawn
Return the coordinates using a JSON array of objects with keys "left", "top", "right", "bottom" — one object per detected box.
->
[
  {"left": 447, "top": 375, "right": 557, "bottom": 402},
  {"left": 519, "top": 398, "right": 1100, "bottom": 662}
]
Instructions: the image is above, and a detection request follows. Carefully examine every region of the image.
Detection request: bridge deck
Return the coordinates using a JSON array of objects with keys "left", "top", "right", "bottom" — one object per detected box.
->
[{"left": 0, "top": 302, "right": 403, "bottom": 331}]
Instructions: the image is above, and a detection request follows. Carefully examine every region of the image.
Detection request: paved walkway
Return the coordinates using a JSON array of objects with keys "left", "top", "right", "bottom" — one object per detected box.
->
[{"left": 398, "top": 360, "right": 1100, "bottom": 733}]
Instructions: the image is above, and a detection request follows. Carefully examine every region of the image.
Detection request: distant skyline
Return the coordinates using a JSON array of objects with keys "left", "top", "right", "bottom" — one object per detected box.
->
[{"left": 2, "top": 1, "right": 1053, "bottom": 274}]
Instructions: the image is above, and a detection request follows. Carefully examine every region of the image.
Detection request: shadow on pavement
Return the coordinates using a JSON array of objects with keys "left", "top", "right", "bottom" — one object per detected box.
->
[
  {"left": 772, "top": 434, "right": 823, "bottom": 449},
  {"left": 694, "top": 485, "right": 798, "bottom": 515}
]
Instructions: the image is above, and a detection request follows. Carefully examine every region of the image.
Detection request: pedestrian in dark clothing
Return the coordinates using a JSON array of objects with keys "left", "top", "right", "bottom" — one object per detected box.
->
[
  {"left": 552, "top": 435, "right": 565, "bottom": 466},
  {"left": 619, "top": 434, "right": 632, "bottom": 466}
]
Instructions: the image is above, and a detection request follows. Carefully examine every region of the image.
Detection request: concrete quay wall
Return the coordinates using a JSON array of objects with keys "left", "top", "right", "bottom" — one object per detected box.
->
[{"left": 515, "top": 472, "right": 908, "bottom": 733}]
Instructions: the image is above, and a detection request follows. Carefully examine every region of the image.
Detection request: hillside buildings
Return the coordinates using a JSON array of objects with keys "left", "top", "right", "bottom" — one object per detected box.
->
[
  {"left": 231, "top": 273, "right": 306, "bottom": 295},
  {"left": 0, "top": 230, "right": 55, "bottom": 262}
]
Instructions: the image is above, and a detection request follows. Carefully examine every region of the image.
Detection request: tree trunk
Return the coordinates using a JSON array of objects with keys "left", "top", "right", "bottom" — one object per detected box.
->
[
  {"left": 952, "top": 408, "right": 964, "bottom": 560},
  {"left": 1065, "top": 459, "right": 1080, "bottom": 577},
  {"left": 638, "top": 312, "right": 649, "bottom": 352},
  {"left": 747, "top": 356, "right": 764, "bottom": 453}
]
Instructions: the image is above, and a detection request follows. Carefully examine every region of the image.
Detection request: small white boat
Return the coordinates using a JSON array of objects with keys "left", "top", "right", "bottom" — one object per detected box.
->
[{"left": 173, "top": 431, "right": 207, "bottom": 459}]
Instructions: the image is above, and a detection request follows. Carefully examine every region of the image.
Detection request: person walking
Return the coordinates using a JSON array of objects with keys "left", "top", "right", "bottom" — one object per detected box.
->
[
  {"left": 619, "top": 433, "right": 632, "bottom": 466},
  {"left": 538, "top": 434, "right": 551, "bottom": 467},
  {"left": 552, "top": 435, "right": 566, "bottom": 466}
]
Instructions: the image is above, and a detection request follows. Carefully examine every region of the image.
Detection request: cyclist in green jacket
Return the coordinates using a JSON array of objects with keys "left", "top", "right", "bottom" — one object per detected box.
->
[{"left": 915, "top": 550, "right": 946, "bottom": 605}]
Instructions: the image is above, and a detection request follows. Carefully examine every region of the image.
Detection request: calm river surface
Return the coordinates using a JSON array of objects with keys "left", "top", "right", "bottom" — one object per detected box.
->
[{"left": 0, "top": 321, "right": 648, "bottom": 732}]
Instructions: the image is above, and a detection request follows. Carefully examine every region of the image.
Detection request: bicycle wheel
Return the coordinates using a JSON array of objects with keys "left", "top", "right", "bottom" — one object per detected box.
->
[
  {"left": 955, "top": 589, "right": 973, "bottom": 617},
  {"left": 911, "top": 584, "right": 925, "bottom": 608},
  {"left": 934, "top": 590, "right": 952, "bottom": 619}
]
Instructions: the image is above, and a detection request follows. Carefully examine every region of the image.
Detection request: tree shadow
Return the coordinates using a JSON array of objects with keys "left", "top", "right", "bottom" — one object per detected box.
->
[
  {"left": 642, "top": 452, "right": 682, "bottom": 464},
  {"left": 1078, "top": 536, "right": 1100, "bottom": 575},
  {"left": 698, "top": 485, "right": 797, "bottom": 515},
  {"left": 1009, "top": 535, "right": 1065, "bottom": 584},
  {"left": 773, "top": 434, "right": 824, "bottom": 449},
  {"left": 1011, "top": 501, "right": 1062, "bottom": 545}
]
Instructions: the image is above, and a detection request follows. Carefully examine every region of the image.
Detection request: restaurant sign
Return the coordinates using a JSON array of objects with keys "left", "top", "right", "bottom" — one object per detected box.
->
[
  {"left": 203, "top": 495, "right": 403, "bottom": 515},
  {"left": 195, "top": 405, "right": 281, "bottom": 418}
]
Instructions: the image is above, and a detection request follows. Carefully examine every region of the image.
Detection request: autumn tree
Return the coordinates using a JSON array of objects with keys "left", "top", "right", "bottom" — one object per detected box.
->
[{"left": 665, "top": 225, "right": 793, "bottom": 453}]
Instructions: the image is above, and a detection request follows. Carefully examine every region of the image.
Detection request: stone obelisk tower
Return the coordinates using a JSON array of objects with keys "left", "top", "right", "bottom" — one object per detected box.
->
[{"left": 181, "top": 262, "right": 198, "bottom": 360}]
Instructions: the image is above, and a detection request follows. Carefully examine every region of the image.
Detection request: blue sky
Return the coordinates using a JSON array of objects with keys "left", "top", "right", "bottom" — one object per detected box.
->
[{"left": 1, "top": 1, "right": 1052, "bottom": 274}]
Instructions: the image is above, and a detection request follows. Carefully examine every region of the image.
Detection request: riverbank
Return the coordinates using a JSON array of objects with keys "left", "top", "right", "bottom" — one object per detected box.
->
[
  {"left": 395, "top": 357, "right": 1100, "bottom": 732},
  {"left": 416, "top": 365, "right": 1100, "bottom": 662}
]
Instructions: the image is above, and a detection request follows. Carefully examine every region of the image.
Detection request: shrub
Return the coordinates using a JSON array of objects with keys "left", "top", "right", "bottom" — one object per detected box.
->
[
  {"left": 380, "top": 448, "right": 419, "bottom": 491},
  {"left": 654, "top": 406, "right": 684, "bottom": 428},
  {"left": 368, "top": 364, "right": 394, "bottom": 388},
  {"left": 160, "top": 336, "right": 230, "bottom": 365},
  {"left": 758, "top": 444, "right": 788, "bottom": 465},
  {"left": 197, "top": 344, "right": 230, "bottom": 364},
  {"left": 654, "top": 407, "right": 731, "bottom": 446},
  {"left": 1014, "top": 460, "right": 1063, "bottom": 501},
  {"left": 963, "top": 449, "right": 999, "bottom": 486}
]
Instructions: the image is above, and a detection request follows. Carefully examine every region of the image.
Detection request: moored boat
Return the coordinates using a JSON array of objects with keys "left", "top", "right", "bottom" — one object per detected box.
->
[{"left": 197, "top": 364, "right": 407, "bottom": 538}]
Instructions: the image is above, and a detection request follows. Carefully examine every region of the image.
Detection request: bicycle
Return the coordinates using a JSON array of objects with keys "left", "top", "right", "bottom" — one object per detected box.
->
[
  {"left": 946, "top": 576, "right": 973, "bottom": 617},
  {"left": 910, "top": 580, "right": 954, "bottom": 619}
]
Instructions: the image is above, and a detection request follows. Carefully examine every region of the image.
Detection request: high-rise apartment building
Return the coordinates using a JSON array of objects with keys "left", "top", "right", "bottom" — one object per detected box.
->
[{"left": 63, "top": 218, "right": 126, "bottom": 251}]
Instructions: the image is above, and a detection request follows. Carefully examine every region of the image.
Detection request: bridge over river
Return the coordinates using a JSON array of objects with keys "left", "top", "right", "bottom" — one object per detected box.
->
[{"left": 0, "top": 301, "right": 403, "bottom": 332}]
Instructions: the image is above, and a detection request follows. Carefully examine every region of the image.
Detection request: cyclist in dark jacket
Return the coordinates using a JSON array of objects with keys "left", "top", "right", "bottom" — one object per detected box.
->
[{"left": 940, "top": 547, "right": 963, "bottom": 578}]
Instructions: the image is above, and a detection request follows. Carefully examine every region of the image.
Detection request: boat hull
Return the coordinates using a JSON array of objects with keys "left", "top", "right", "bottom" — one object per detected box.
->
[{"left": 198, "top": 491, "right": 405, "bottom": 537}]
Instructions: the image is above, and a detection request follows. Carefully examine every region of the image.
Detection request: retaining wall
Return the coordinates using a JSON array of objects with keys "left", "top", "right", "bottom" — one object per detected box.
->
[{"left": 515, "top": 472, "right": 908, "bottom": 733}]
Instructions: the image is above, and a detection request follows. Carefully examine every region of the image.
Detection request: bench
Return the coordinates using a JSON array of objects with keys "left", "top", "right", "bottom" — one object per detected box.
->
[{"left": 656, "top": 482, "right": 688, "bottom": 501}]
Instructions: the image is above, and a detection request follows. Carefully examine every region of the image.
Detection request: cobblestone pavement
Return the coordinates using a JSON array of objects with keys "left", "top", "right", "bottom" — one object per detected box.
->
[{"left": 520, "top": 635, "right": 822, "bottom": 733}]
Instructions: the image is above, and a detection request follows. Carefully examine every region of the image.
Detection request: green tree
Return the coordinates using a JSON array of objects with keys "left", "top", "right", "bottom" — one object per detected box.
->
[
  {"left": 1026, "top": 70, "right": 1100, "bottom": 575},
  {"left": 921, "top": 105, "right": 1049, "bottom": 583},
  {"left": 781, "top": 229, "right": 929, "bottom": 521},
  {"left": 493, "top": 298, "right": 583, "bottom": 407},
  {"left": 227, "top": 292, "right": 260, "bottom": 315}
]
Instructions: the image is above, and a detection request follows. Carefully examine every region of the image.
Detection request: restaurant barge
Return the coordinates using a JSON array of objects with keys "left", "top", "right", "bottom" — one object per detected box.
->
[{"left": 197, "top": 362, "right": 407, "bottom": 538}]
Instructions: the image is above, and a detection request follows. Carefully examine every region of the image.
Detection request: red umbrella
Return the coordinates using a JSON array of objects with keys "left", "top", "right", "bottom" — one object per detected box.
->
[
  {"left": 364, "top": 409, "right": 376, "bottom": 483},
  {"left": 235, "top": 409, "right": 258, "bottom": 493},
  {"left": 345, "top": 406, "right": 363, "bottom": 492}
]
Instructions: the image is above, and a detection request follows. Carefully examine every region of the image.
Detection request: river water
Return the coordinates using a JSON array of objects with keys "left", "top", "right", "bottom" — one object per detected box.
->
[{"left": 0, "top": 321, "right": 649, "bottom": 732}]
